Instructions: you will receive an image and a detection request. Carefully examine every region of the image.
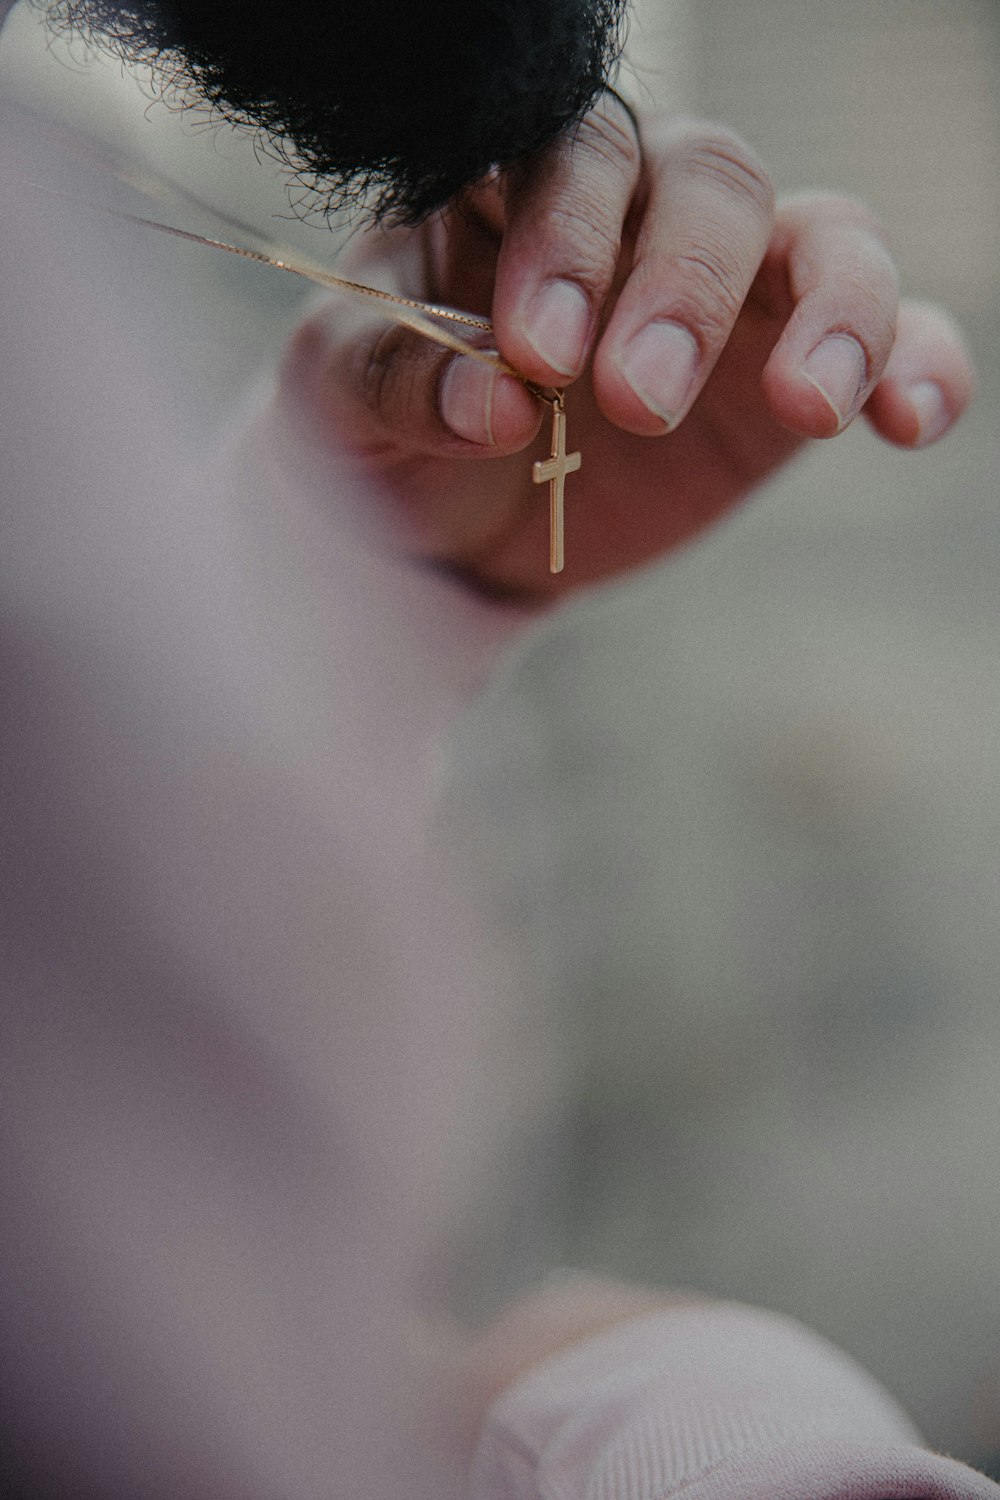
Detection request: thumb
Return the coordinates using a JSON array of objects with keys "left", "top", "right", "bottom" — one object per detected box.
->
[{"left": 280, "top": 300, "right": 543, "bottom": 461}]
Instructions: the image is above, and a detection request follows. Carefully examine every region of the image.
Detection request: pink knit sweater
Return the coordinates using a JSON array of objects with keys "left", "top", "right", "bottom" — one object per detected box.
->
[{"left": 473, "top": 1304, "right": 1000, "bottom": 1500}]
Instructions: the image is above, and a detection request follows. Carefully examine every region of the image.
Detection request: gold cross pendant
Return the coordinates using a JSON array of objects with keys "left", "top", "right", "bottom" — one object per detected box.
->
[
  {"left": 532, "top": 394, "right": 581, "bottom": 574},
  {"left": 36, "top": 182, "right": 590, "bottom": 579}
]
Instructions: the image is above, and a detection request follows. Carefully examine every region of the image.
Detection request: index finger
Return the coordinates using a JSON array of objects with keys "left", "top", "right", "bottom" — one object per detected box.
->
[{"left": 487, "top": 90, "right": 642, "bottom": 386}]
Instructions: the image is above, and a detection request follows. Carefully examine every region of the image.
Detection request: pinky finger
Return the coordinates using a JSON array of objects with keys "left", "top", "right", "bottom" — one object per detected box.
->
[{"left": 865, "top": 299, "right": 976, "bottom": 448}]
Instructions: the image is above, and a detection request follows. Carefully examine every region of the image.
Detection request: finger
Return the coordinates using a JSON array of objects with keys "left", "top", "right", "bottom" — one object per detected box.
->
[
  {"left": 759, "top": 193, "right": 901, "bottom": 438},
  {"left": 423, "top": 190, "right": 504, "bottom": 320},
  {"left": 590, "top": 120, "right": 777, "bottom": 433},
  {"left": 592, "top": 118, "right": 776, "bottom": 436},
  {"left": 863, "top": 299, "right": 975, "bottom": 447},
  {"left": 488, "top": 90, "right": 643, "bottom": 386},
  {"left": 280, "top": 302, "right": 542, "bottom": 462}
]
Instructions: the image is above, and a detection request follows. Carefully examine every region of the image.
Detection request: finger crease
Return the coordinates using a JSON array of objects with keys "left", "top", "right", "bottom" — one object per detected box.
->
[
  {"left": 675, "top": 248, "right": 748, "bottom": 319},
  {"left": 685, "top": 144, "right": 775, "bottom": 218}
]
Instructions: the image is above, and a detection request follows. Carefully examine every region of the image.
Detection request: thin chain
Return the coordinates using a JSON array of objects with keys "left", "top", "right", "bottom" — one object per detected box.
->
[
  {"left": 28, "top": 180, "right": 578, "bottom": 571},
  {"left": 25, "top": 182, "right": 562, "bottom": 405},
  {"left": 79, "top": 201, "right": 570, "bottom": 404},
  {"left": 107, "top": 208, "right": 493, "bottom": 329}
]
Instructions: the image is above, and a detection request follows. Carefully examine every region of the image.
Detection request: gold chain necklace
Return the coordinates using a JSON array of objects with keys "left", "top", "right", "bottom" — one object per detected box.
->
[{"left": 101, "top": 204, "right": 582, "bottom": 575}]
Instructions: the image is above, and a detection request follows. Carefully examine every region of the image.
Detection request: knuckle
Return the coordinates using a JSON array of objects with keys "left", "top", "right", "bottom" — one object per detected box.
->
[
  {"left": 845, "top": 253, "right": 900, "bottom": 310},
  {"left": 540, "top": 197, "right": 624, "bottom": 284},
  {"left": 674, "top": 239, "right": 751, "bottom": 325},
  {"left": 678, "top": 123, "right": 776, "bottom": 221},
  {"left": 855, "top": 229, "right": 901, "bottom": 292},
  {"left": 573, "top": 95, "right": 643, "bottom": 178},
  {"left": 825, "top": 239, "right": 901, "bottom": 327},
  {"left": 781, "top": 190, "right": 891, "bottom": 248}
]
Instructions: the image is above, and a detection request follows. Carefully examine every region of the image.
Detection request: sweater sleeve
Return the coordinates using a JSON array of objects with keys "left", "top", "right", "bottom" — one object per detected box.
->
[{"left": 471, "top": 1303, "right": 1000, "bottom": 1500}]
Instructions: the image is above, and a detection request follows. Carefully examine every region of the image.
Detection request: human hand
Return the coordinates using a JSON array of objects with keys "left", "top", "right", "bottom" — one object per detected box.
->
[{"left": 279, "top": 93, "right": 974, "bottom": 601}]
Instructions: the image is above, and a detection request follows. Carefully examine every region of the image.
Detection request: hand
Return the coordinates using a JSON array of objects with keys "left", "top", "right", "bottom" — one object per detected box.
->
[{"left": 279, "top": 93, "right": 975, "bottom": 601}]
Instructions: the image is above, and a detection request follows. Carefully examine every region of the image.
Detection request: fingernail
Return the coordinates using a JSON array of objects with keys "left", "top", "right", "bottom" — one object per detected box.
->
[
  {"left": 801, "top": 335, "right": 867, "bottom": 430},
  {"left": 521, "top": 279, "right": 592, "bottom": 376},
  {"left": 907, "top": 379, "right": 950, "bottom": 446},
  {"left": 615, "top": 321, "right": 699, "bottom": 428},
  {"left": 439, "top": 353, "right": 501, "bottom": 446}
]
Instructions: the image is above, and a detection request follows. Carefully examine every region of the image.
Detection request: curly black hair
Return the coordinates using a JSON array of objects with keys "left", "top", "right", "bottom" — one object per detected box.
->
[{"left": 39, "top": 0, "right": 628, "bottom": 221}]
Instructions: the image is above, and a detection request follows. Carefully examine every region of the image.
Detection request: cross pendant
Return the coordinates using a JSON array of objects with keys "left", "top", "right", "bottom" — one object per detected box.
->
[{"left": 532, "top": 395, "right": 581, "bottom": 574}]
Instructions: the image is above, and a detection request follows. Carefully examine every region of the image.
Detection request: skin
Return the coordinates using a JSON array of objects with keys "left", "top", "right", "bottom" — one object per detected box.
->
[{"left": 280, "top": 92, "right": 975, "bottom": 602}]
